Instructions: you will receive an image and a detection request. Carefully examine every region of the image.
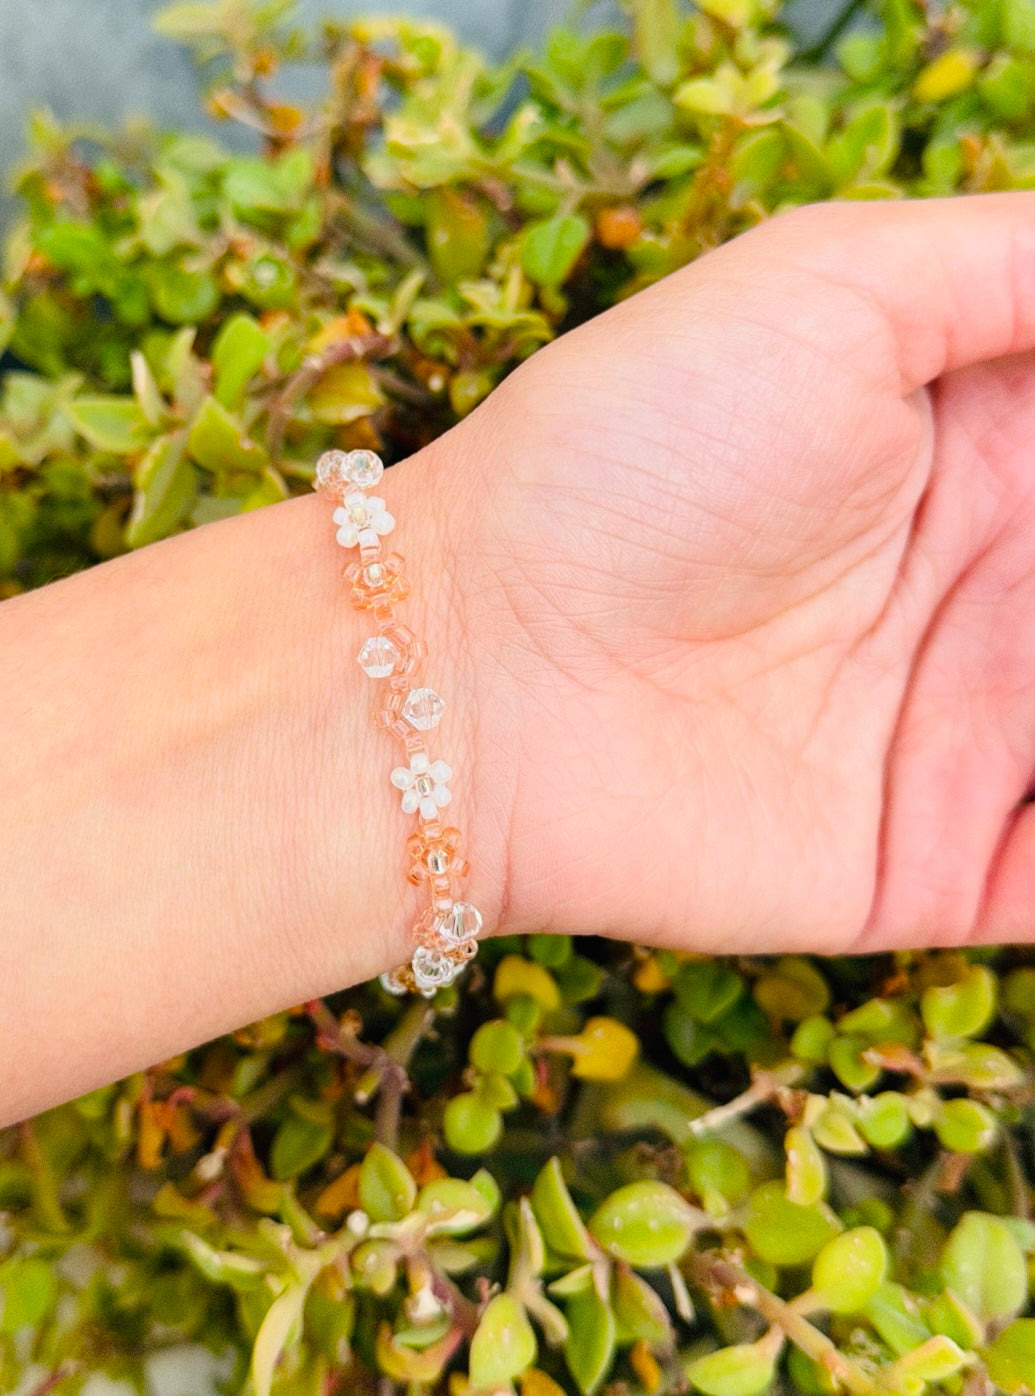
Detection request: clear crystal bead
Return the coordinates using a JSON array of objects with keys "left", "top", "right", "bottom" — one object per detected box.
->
[
  {"left": 379, "top": 968, "right": 408, "bottom": 996},
  {"left": 438, "top": 902, "right": 483, "bottom": 944},
  {"left": 344, "top": 449, "right": 384, "bottom": 488},
  {"left": 427, "top": 849, "right": 448, "bottom": 875},
  {"left": 412, "top": 946, "right": 458, "bottom": 996},
  {"left": 315, "top": 450, "right": 350, "bottom": 493},
  {"left": 402, "top": 687, "right": 445, "bottom": 731},
  {"left": 363, "top": 562, "right": 385, "bottom": 586},
  {"left": 415, "top": 776, "right": 435, "bottom": 797},
  {"left": 358, "top": 636, "right": 399, "bottom": 678}
]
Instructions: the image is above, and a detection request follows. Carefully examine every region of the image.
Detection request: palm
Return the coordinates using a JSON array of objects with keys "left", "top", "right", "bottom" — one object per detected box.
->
[{"left": 458, "top": 197, "right": 1035, "bottom": 955}]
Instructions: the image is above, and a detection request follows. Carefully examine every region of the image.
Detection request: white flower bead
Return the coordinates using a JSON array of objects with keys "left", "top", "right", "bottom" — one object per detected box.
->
[
  {"left": 332, "top": 489, "right": 395, "bottom": 549},
  {"left": 411, "top": 946, "right": 459, "bottom": 996},
  {"left": 389, "top": 752, "right": 453, "bottom": 820}
]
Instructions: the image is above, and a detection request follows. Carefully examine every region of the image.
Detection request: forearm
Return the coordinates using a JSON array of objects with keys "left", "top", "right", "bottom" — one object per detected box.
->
[{"left": 0, "top": 436, "right": 495, "bottom": 1126}]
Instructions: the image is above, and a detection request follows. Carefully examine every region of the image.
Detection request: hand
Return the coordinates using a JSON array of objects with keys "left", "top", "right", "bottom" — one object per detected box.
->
[{"left": 446, "top": 193, "right": 1035, "bottom": 956}]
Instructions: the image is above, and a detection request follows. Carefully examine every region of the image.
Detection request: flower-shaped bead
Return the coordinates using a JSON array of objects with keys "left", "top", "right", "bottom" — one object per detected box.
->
[
  {"left": 332, "top": 489, "right": 394, "bottom": 549},
  {"left": 345, "top": 552, "right": 409, "bottom": 609},
  {"left": 390, "top": 752, "right": 452, "bottom": 819},
  {"left": 411, "top": 946, "right": 461, "bottom": 996},
  {"left": 406, "top": 826, "right": 469, "bottom": 887}
]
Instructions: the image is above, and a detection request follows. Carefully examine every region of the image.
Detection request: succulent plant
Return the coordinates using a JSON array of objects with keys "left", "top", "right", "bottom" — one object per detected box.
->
[{"left": 4, "top": 0, "right": 1035, "bottom": 1392}]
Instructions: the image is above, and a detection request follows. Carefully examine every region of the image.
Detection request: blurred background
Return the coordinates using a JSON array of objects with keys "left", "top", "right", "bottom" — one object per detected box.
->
[{"left": 0, "top": 0, "right": 832, "bottom": 227}]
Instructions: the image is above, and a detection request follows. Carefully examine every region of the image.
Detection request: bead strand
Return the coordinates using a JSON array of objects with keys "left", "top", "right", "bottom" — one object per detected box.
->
[{"left": 313, "top": 448, "right": 483, "bottom": 997}]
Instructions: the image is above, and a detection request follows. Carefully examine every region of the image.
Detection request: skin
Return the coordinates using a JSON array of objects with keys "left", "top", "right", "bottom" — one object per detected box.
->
[{"left": 3, "top": 192, "right": 1035, "bottom": 1125}]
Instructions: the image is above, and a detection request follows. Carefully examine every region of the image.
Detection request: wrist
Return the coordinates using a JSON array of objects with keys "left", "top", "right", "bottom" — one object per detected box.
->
[{"left": 278, "top": 426, "right": 514, "bottom": 996}]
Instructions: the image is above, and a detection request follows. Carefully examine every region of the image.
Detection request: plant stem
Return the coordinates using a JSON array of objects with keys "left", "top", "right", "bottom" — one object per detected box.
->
[
  {"left": 264, "top": 331, "right": 395, "bottom": 463},
  {"left": 686, "top": 1066, "right": 802, "bottom": 1136},
  {"left": 688, "top": 1253, "right": 875, "bottom": 1394}
]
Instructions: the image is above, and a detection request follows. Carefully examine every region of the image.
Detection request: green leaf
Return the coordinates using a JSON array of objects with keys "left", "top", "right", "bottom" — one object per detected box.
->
[
  {"left": 811, "top": 1228, "right": 887, "bottom": 1313},
  {"left": 828, "top": 105, "right": 899, "bottom": 187},
  {"left": 224, "top": 156, "right": 305, "bottom": 218},
  {"left": 251, "top": 1282, "right": 308, "bottom": 1396},
  {"left": 307, "top": 361, "right": 385, "bottom": 424},
  {"left": 785, "top": 1126, "right": 826, "bottom": 1206},
  {"left": 923, "top": 1289, "right": 984, "bottom": 1350},
  {"left": 684, "top": 1341, "right": 776, "bottom": 1396},
  {"left": 838, "top": 996, "right": 917, "bottom": 1045},
  {"left": 212, "top": 313, "right": 269, "bottom": 410},
  {"left": 828, "top": 1035, "right": 881, "bottom": 1093},
  {"left": 889, "top": 1336, "right": 969, "bottom": 1385},
  {"left": 145, "top": 263, "right": 220, "bottom": 324},
  {"left": 921, "top": 963, "right": 997, "bottom": 1039},
  {"left": 810, "top": 1106, "right": 867, "bottom": 1155},
  {"left": 755, "top": 958, "right": 830, "bottom": 1021},
  {"left": 0, "top": 1257, "right": 57, "bottom": 1333},
  {"left": 631, "top": 0, "right": 681, "bottom": 86},
  {"left": 531, "top": 1156, "right": 595, "bottom": 1261},
  {"left": 589, "top": 1180, "right": 698, "bottom": 1268},
  {"left": 417, "top": 1178, "right": 495, "bottom": 1236},
  {"left": 941, "top": 1212, "right": 1027, "bottom": 1322},
  {"left": 863, "top": 1282, "right": 931, "bottom": 1358},
  {"left": 687, "top": 1137, "right": 750, "bottom": 1214},
  {"left": 358, "top": 1143, "right": 417, "bottom": 1223},
  {"left": 696, "top": 0, "right": 756, "bottom": 22},
  {"left": 471, "top": 1019, "right": 525, "bottom": 1076},
  {"left": 65, "top": 396, "right": 151, "bottom": 454},
  {"left": 187, "top": 395, "right": 270, "bottom": 478},
  {"left": 351, "top": 1239, "right": 398, "bottom": 1296},
  {"left": 790, "top": 1015, "right": 835, "bottom": 1064},
  {"left": 126, "top": 431, "right": 198, "bottom": 548},
  {"left": 564, "top": 1286, "right": 616, "bottom": 1396},
  {"left": 856, "top": 1092, "right": 911, "bottom": 1149},
  {"left": 985, "top": 1319, "right": 1035, "bottom": 1392},
  {"left": 979, "top": 54, "right": 1035, "bottom": 121},
  {"left": 131, "top": 350, "right": 167, "bottom": 426},
  {"left": 927, "top": 1040, "right": 1025, "bottom": 1090},
  {"left": 612, "top": 1267, "right": 672, "bottom": 1347},
  {"left": 677, "top": 959, "right": 744, "bottom": 1023},
  {"left": 443, "top": 1092, "right": 503, "bottom": 1153},
  {"left": 933, "top": 1098, "right": 997, "bottom": 1154},
  {"left": 180, "top": 1232, "right": 269, "bottom": 1292},
  {"left": 744, "top": 1181, "right": 841, "bottom": 1266},
  {"left": 521, "top": 214, "right": 591, "bottom": 288},
  {"left": 269, "top": 1112, "right": 334, "bottom": 1181},
  {"left": 779, "top": 121, "right": 835, "bottom": 197},
  {"left": 469, "top": 1293, "right": 537, "bottom": 1388},
  {"left": 425, "top": 186, "right": 490, "bottom": 284}
]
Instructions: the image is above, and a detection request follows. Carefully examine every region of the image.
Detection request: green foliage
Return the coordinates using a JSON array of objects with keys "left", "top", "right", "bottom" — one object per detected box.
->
[{"left": 4, "top": 0, "right": 1035, "bottom": 1392}]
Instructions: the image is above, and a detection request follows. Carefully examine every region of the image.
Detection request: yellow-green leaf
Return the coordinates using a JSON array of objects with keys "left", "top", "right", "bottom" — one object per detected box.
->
[
  {"left": 942, "top": 1212, "right": 1027, "bottom": 1322},
  {"left": 251, "top": 1283, "right": 308, "bottom": 1396},
  {"left": 187, "top": 394, "right": 270, "bottom": 478},
  {"left": 65, "top": 396, "right": 152, "bottom": 454},
  {"left": 126, "top": 431, "right": 198, "bottom": 548},
  {"left": 589, "top": 1180, "right": 698, "bottom": 1267},
  {"left": 531, "top": 1157, "right": 595, "bottom": 1261},
  {"left": 564, "top": 1286, "right": 616, "bottom": 1396},
  {"left": 307, "top": 361, "right": 385, "bottom": 425},
  {"left": 358, "top": 1142, "right": 417, "bottom": 1223},
  {"left": 469, "top": 1294, "right": 538, "bottom": 1389},
  {"left": 685, "top": 1341, "right": 775, "bottom": 1396}
]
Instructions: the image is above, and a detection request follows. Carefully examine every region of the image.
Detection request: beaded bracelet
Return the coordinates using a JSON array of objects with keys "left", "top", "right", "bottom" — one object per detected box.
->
[{"left": 313, "top": 448, "right": 483, "bottom": 998}]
